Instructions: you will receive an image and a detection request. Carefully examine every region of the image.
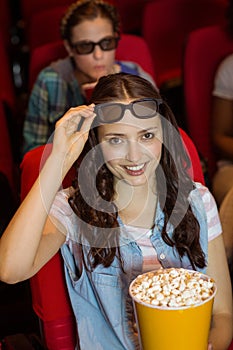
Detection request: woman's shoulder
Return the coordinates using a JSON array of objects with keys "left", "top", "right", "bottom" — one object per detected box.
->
[
  {"left": 116, "top": 60, "right": 157, "bottom": 88},
  {"left": 117, "top": 60, "right": 140, "bottom": 73},
  {"left": 50, "top": 187, "right": 75, "bottom": 216},
  {"left": 36, "top": 57, "right": 75, "bottom": 83},
  {"left": 193, "top": 184, "right": 222, "bottom": 239},
  {"left": 217, "top": 53, "right": 233, "bottom": 72},
  {"left": 192, "top": 182, "right": 219, "bottom": 219},
  {"left": 214, "top": 54, "right": 233, "bottom": 88},
  {"left": 192, "top": 182, "right": 215, "bottom": 203},
  {"left": 50, "top": 187, "right": 80, "bottom": 242}
]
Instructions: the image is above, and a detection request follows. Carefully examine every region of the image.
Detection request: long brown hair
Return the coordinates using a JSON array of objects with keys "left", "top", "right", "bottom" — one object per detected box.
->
[{"left": 69, "top": 73, "right": 206, "bottom": 270}]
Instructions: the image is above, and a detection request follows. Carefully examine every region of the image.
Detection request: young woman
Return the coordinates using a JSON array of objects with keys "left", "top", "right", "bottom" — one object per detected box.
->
[
  {"left": 1, "top": 73, "right": 232, "bottom": 350},
  {"left": 22, "top": 0, "right": 155, "bottom": 155}
]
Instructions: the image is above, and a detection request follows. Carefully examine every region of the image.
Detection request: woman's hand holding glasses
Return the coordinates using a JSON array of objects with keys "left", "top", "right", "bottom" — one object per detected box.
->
[{"left": 52, "top": 104, "right": 96, "bottom": 177}]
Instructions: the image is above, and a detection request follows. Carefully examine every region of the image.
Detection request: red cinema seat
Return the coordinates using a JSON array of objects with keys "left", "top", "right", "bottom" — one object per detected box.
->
[
  {"left": 0, "top": 100, "right": 15, "bottom": 197},
  {"left": 20, "top": 144, "right": 76, "bottom": 350},
  {"left": 142, "top": 0, "right": 227, "bottom": 88},
  {"left": 20, "top": 0, "right": 72, "bottom": 21},
  {"left": 27, "top": 6, "right": 68, "bottom": 52},
  {"left": 0, "top": 0, "right": 13, "bottom": 49},
  {"left": 183, "top": 24, "right": 233, "bottom": 180},
  {"left": 113, "top": 0, "right": 153, "bottom": 34},
  {"left": 0, "top": 33, "right": 16, "bottom": 117}
]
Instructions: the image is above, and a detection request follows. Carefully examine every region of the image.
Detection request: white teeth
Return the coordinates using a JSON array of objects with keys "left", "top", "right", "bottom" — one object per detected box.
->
[{"left": 126, "top": 164, "right": 145, "bottom": 171}]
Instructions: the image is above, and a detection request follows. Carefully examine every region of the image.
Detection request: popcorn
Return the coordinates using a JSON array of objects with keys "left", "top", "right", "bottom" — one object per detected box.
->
[{"left": 130, "top": 268, "right": 215, "bottom": 308}]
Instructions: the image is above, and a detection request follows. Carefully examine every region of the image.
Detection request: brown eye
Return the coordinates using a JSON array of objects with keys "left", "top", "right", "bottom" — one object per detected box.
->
[{"left": 142, "top": 133, "right": 154, "bottom": 140}]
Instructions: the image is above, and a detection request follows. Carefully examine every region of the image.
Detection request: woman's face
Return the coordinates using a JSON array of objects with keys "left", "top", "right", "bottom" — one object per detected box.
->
[
  {"left": 66, "top": 17, "right": 117, "bottom": 83},
  {"left": 97, "top": 101, "right": 163, "bottom": 188}
]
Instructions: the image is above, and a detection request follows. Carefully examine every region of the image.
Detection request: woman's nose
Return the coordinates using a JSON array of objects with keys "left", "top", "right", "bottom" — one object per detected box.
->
[
  {"left": 126, "top": 141, "right": 142, "bottom": 162},
  {"left": 93, "top": 45, "right": 104, "bottom": 59}
]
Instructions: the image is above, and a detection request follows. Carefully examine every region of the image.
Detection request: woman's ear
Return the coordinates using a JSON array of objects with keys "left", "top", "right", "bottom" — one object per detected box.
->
[{"left": 64, "top": 40, "right": 73, "bottom": 57}]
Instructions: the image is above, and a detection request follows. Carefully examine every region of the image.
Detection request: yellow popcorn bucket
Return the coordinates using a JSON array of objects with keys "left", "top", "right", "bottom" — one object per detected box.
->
[{"left": 129, "top": 268, "right": 217, "bottom": 350}]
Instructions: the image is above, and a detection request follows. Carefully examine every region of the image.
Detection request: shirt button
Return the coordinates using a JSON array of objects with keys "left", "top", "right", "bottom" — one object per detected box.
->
[{"left": 160, "top": 253, "right": 166, "bottom": 260}]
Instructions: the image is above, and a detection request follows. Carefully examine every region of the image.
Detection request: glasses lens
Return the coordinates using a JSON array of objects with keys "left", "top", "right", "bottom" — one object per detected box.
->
[
  {"left": 95, "top": 99, "right": 162, "bottom": 124},
  {"left": 73, "top": 42, "right": 94, "bottom": 54},
  {"left": 72, "top": 37, "right": 118, "bottom": 55},
  {"left": 97, "top": 104, "right": 122, "bottom": 123},
  {"left": 133, "top": 100, "right": 158, "bottom": 118},
  {"left": 99, "top": 37, "right": 118, "bottom": 51}
]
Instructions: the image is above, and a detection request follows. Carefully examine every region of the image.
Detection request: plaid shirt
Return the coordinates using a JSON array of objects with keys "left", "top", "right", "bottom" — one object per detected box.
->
[{"left": 22, "top": 57, "right": 155, "bottom": 156}]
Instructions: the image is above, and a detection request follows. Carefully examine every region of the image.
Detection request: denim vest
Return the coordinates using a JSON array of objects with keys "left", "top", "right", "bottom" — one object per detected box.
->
[{"left": 61, "top": 186, "right": 208, "bottom": 350}]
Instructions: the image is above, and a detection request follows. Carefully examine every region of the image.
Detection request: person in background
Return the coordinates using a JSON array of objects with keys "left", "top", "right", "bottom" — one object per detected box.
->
[
  {"left": 22, "top": 0, "right": 155, "bottom": 155},
  {"left": 1, "top": 73, "right": 231, "bottom": 350},
  {"left": 211, "top": 0, "right": 233, "bottom": 277},
  {"left": 211, "top": 0, "right": 233, "bottom": 206}
]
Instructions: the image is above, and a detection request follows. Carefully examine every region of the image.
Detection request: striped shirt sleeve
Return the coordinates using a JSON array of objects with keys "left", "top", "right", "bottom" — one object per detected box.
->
[{"left": 195, "top": 182, "right": 222, "bottom": 241}]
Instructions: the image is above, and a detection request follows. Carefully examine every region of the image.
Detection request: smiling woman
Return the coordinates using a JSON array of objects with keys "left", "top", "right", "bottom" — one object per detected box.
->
[
  {"left": 0, "top": 73, "right": 232, "bottom": 350},
  {"left": 97, "top": 104, "right": 162, "bottom": 193}
]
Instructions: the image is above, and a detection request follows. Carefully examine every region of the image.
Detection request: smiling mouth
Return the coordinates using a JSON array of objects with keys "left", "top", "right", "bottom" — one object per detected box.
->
[
  {"left": 124, "top": 163, "right": 147, "bottom": 176},
  {"left": 125, "top": 164, "right": 145, "bottom": 171}
]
